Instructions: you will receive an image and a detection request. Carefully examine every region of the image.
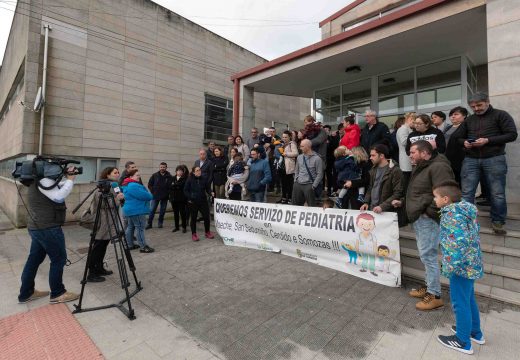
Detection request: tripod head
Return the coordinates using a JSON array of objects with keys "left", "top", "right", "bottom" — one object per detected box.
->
[{"left": 72, "top": 180, "right": 117, "bottom": 215}]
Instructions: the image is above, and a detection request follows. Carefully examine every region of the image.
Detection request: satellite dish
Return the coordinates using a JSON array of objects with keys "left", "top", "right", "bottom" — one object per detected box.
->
[{"left": 34, "top": 87, "right": 44, "bottom": 112}]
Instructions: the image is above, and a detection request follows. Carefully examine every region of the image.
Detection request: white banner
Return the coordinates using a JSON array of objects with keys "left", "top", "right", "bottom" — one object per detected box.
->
[{"left": 214, "top": 199, "right": 401, "bottom": 287}]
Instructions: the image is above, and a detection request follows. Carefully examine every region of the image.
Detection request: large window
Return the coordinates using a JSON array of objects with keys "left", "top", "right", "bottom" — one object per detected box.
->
[
  {"left": 417, "top": 58, "right": 461, "bottom": 110},
  {"left": 378, "top": 68, "right": 414, "bottom": 119},
  {"left": 342, "top": 79, "right": 371, "bottom": 117},
  {"left": 313, "top": 57, "right": 467, "bottom": 128},
  {"left": 315, "top": 86, "right": 341, "bottom": 124},
  {"left": 204, "top": 94, "right": 233, "bottom": 142},
  {"left": 315, "top": 81, "right": 371, "bottom": 125}
]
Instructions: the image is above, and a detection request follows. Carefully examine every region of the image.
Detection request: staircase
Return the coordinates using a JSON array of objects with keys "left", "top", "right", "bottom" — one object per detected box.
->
[{"left": 400, "top": 209, "right": 520, "bottom": 305}]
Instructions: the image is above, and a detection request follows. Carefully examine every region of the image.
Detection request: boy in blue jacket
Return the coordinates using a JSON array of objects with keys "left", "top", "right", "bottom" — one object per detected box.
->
[
  {"left": 433, "top": 180, "right": 484, "bottom": 355},
  {"left": 122, "top": 170, "right": 155, "bottom": 253}
]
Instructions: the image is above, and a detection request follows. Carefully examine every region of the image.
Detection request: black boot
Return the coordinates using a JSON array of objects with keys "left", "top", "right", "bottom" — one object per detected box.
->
[{"left": 87, "top": 271, "right": 106, "bottom": 283}]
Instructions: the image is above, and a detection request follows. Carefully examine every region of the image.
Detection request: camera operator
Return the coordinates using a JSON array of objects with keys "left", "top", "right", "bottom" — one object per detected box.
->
[
  {"left": 86, "top": 167, "right": 125, "bottom": 283},
  {"left": 18, "top": 166, "right": 79, "bottom": 304}
]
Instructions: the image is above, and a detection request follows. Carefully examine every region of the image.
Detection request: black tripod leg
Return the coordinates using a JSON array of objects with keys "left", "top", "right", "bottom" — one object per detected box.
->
[
  {"left": 73, "top": 193, "right": 103, "bottom": 313},
  {"left": 106, "top": 195, "right": 139, "bottom": 319},
  {"left": 110, "top": 196, "right": 141, "bottom": 288}
]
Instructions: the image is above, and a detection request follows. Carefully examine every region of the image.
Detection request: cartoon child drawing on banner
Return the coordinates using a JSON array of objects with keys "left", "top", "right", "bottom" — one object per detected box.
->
[
  {"left": 355, "top": 213, "right": 378, "bottom": 276},
  {"left": 341, "top": 243, "right": 358, "bottom": 265},
  {"left": 376, "top": 245, "right": 394, "bottom": 273}
]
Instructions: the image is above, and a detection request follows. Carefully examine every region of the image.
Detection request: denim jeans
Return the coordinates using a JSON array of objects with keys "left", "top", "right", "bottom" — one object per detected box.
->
[
  {"left": 19, "top": 226, "right": 67, "bottom": 301},
  {"left": 249, "top": 191, "right": 265, "bottom": 202},
  {"left": 126, "top": 215, "right": 147, "bottom": 249},
  {"left": 450, "top": 275, "right": 482, "bottom": 346},
  {"left": 461, "top": 155, "right": 507, "bottom": 224},
  {"left": 148, "top": 198, "right": 168, "bottom": 226},
  {"left": 413, "top": 215, "right": 441, "bottom": 296}
]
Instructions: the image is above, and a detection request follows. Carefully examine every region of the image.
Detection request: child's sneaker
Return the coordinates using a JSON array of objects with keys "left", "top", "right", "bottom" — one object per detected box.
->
[
  {"left": 357, "top": 194, "right": 365, "bottom": 203},
  {"left": 227, "top": 186, "right": 233, "bottom": 195},
  {"left": 437, "top": 335, "right": 473, "bottom": 355},
  {"left": 450, "top": 325, "right": 485, "bottom": 344},
  {"left": 205, "top": 231, "right": 215, "bottom": 239},
  {"left": 192, "top": 233, "right": 199, "bottom": 241},
  {"left": 241, "top": 187, "right": 247, "bottom": 196}
]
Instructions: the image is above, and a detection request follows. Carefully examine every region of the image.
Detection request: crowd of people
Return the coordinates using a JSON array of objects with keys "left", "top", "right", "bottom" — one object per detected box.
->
[{"left": 16, "top": 91, "right": 517, "bottom": 354}]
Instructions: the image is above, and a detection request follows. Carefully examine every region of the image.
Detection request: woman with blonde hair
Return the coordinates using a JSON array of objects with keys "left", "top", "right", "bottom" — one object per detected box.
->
[{"left": 340, "top": 146, "right": 371, "bottom": 209}]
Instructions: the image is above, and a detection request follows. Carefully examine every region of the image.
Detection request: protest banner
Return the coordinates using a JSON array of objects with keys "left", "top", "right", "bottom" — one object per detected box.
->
[{"left": 214, "top": 199, "right": 401, "bottom": 287}]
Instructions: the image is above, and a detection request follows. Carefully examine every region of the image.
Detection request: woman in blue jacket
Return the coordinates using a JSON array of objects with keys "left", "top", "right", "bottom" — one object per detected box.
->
[
  {"left": 184, "top": 166, "right": 215, "bottom": 241},
  {"left": 122, "top": 170, "right": 154, "bottom": 253}
]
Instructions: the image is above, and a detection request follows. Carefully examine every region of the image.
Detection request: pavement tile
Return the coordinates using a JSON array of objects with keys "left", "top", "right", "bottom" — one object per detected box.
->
[
  {"left": 261, "top": 339, "right": 318, "bottom": 360},
  {"left": 2, "top": 221, "right": 520, "bottom": 360},
  {"left": 110, "top": 342, "right": 162, "bottom": 360},
  {"left": 319, "top": 323, "right": 383, "bottom": 360},
  {"left": 478, "top": 315, "right": 520, "bottom": 360}
]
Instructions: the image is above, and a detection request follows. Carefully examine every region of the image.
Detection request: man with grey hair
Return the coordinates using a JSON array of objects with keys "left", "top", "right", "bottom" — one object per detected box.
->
[
  {"left": 458, "top": 92, "right": 517, "bottom": 234},
  {"left": 292, "top": 139, "right": 324, "bottom": 206},
  {"left": 246, "top": 127, "right": 260, "bottom": 150},
  {"left": 360, "top": 109, "right": 392, "bottom": 154}
]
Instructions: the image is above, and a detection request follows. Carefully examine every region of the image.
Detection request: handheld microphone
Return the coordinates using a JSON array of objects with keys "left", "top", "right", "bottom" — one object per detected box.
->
[{"left": 111, "top": 182, "right": 121, "bottom": 194}]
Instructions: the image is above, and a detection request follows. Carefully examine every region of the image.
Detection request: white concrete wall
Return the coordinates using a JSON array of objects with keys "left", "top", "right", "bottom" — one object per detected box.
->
[{"left": 487, "top": 0, "right": 520, "bottom": 202}]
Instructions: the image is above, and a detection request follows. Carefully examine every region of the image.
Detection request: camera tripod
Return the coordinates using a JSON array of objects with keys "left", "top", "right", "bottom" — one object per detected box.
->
[{"left": 72, "top": 184, "right": 142, "bottom": 320}]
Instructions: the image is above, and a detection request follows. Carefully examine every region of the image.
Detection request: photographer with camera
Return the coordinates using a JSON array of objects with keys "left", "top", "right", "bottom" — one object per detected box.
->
[
  {"left": 86, "top": 167, "right": 124, "bottom": 283},
  {"left": 18, "top": 165, "right": 79, "bottom": 304}
]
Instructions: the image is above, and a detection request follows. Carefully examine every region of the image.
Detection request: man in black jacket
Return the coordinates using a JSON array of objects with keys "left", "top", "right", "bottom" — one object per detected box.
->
[
  {"left": 194, "top": 148, "right": 214, "bottom": 187},
  {"left": 324, "top": 124, "right": 340, "bottom": 196},
  {"left": 458, "top": 93, "right": 518, "bottom": 234},
  {"left": 146, "top": 162, "right": 173, "bottom": 229},
  {"left": 360, "top": 109, "right": 392, "bottom": 154}
]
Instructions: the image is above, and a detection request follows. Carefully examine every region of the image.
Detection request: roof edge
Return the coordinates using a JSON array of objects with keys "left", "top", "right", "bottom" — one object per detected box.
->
[
  {"left": 231, "top": 0, "right": 449, "bottom": 81},
  {"left": 319, "top": 0, "right": 367, "bottom": 28}
]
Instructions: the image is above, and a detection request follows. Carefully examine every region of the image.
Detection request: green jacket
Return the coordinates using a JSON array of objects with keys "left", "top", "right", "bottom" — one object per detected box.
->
[
  {"left": 406, "top": 153, "right": 454, "bottom": 223},
  {"left": 364, "top": 160, "right": 403, "bottom": 212}
]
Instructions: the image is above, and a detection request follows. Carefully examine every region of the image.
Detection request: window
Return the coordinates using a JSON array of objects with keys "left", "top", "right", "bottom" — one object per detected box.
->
[
  {"left": 315, "top": 86, "right": 341, "bottom": 125},
  {"left": 204, "top": 94, "right": 233, "bottom": 142},
  {"left": 377, "top": 68, "right": 414, "bottom": 127},
  {"left": 417, "top": 58, "right": 461, "bottom": 110},
  {"left": 342, "top": 79, "right": 371, "bottom": 119},
  {"left": 315, "top": 106, "right": 341, "bottom": 125}
]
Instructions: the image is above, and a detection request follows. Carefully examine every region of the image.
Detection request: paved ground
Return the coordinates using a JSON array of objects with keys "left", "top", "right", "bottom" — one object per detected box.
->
[{"left": 1, "top": 220, "right": 520, "bottom": 360}]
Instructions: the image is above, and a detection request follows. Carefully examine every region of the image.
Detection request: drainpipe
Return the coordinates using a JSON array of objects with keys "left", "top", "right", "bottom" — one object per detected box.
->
[
  {"left": 38, "top": 24, "right": 51, "bottom": 156},
  {"left": 232, "top": 79, "right": 240, "bottom": 136}
]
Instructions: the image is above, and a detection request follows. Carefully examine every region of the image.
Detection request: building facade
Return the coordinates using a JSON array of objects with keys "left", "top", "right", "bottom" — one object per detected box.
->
[
  {"left": 233, "top": 0, "right": 520, "bottom": 200},
  {"left": 0, "top": 0, "right": 310, "bottom": 226}
]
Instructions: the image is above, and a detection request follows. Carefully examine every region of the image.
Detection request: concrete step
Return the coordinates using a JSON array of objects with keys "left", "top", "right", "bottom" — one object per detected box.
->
[
  {"left": 400, "top": 232, "right": 520, "bottom": 272},
  {"left": 400, "top": 247, "right": 520, "bottom": 293},
  {"left": 402, "top": 266, "right": 520, "bottom": 306},
  {"left": 477, "top": 214, "right": 520, "bottom": 232},
  {"left": 399, "top": 226, "right": 520, "bottom": 253}
]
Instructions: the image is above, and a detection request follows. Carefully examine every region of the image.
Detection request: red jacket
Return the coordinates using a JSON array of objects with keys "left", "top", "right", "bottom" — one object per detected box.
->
[{"left": 340, "top": 124, "right": 361, "bottom": 149}]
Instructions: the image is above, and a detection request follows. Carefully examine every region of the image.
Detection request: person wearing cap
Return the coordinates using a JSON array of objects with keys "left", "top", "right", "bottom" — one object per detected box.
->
[
  {"left": 360, "top": 144, "right": 403, "bottom": 214},
  {"left": 458, "top": 92, "right": 518, "bottom": 235}
]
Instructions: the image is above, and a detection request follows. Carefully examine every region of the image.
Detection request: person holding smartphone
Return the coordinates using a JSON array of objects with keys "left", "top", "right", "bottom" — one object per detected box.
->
[{"left": 458, "top": 92, "right": 518, "bottom": 235}]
